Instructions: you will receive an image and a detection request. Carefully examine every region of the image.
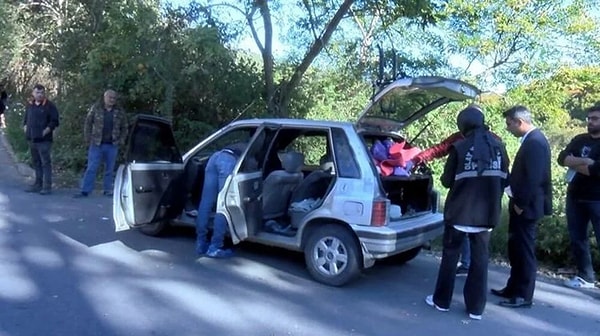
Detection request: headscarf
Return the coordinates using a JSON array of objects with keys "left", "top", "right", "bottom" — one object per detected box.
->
[{"left": 456, "top": 105, "right": 495, "bottom": 176}]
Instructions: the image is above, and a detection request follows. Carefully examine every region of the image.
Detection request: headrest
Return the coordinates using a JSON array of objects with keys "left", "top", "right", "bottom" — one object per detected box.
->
[
  {"left": 319, "top": 154, "right": 335, "bottom": 173},
  {"left": 281, "top": 151, "right": 304, "bottom": 173}
]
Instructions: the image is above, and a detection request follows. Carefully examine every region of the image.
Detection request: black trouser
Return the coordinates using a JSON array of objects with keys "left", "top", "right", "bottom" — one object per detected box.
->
[
  {"left": 433, "top": 225, "right": 490, "bottom": 315},
  {"left": 505, "top": 207, "right": 538, "bottom": 301},
  {"left": 29, "top": 141, "right": 52, "bottom": 189}
]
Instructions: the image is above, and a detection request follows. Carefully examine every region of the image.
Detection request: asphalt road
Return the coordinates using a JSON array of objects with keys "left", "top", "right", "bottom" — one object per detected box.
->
[{"left": 1, "top": 131, "right": 600, "bottom": 336}]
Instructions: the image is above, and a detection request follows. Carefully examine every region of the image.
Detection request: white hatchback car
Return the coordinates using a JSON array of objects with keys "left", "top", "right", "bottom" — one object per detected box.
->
[{"left": 113, "top": 76, "right": 481, "bottom": 286}]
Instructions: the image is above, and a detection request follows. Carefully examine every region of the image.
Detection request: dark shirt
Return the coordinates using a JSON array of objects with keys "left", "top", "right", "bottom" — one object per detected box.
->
[
  {"left": 558, "top": 133, "right": 600, "bottom": 200},
  {"left": 101, "top": 109, "right": 114, "bottom": 144},
  {"left": 23, "top": 99, "right": 60, "bottom": 142}
]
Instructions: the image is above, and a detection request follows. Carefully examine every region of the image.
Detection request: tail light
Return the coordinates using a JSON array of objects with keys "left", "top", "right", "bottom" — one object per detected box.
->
[{"left": 371, "top": 198, "right": 389, "bottom": 227}]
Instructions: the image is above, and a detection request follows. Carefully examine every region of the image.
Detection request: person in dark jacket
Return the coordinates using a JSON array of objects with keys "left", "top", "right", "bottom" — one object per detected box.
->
[
  {"left": 425, "top": 105, "right": 509, "bottom": 320},
  {"left": 492, "top": 105, "right": 552, "bottom": 308},
  {"left": 557, "top": 102, "right": 600, "bottom": 289},
  {"left": 23, "top": 84, "right": 60, "bottom": 195}
]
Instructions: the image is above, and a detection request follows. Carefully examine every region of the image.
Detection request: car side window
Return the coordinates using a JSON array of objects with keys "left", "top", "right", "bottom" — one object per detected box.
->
[
  {"left": 129, "top": 119, "right": 182, "bottom": 163},
  {"left": 331, "top": 128, "right": 360, "bottom": 178},
  {"left": 196, "top": 126, "right": 257, "bottom": 158}
]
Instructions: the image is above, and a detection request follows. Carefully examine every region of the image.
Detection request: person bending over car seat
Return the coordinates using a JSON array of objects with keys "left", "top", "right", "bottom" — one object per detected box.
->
[{"left": 195, "top": 142, "right": 246, "bottom": 258}]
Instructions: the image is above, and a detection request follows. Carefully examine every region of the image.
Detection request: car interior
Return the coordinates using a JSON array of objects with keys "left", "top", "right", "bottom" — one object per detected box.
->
[{"left": 177, "top": 126, "right": 337, "bottom": 237}]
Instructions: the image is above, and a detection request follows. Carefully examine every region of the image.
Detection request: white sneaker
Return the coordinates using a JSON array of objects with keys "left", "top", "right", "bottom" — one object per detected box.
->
[
  {"left": 564, "top": 276, "right": 595, "bottom": 289},
  {"left": 469, "top": 313, "right": 482, "bottom": 320},
  {"left": 425, "top": 295, "right": 449, "bottom": 312}
]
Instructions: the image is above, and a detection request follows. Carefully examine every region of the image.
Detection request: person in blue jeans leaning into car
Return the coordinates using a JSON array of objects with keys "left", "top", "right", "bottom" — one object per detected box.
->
[{"left": 196, "top": 142, "right": 247, "bottom": 258}]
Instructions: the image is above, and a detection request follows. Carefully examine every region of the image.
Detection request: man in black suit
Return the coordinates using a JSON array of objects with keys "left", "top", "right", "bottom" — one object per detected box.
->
[{"left": 492, "top": 105, "right": 552, "bottom": 308}]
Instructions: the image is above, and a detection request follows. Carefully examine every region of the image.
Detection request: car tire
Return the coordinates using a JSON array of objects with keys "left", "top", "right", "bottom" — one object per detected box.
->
[
  {"left": 385, "top": 246, "right": 422, "bottom": 264},
  {"left": 139, "top": 220, "right": 170, "bottom": 236},
  {"left": 304, "top": 224, "right": 361, "bottom": 287}
]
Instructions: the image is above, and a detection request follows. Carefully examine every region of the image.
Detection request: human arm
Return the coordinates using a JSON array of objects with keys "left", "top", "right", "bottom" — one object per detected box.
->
[
  {"left": 84, "top": 107, "right": 94, "bottom": 143},
  {"left": 118, "top": 110, "right": 128, "bottom": 146},
  {"left": 413, "top": 131, "right": 463, "bottom": 164},
  {"left": 511, "top": 139, "right": 547, "bottom": 210},
  {"left": 42, "top": 102, "right": 59, "bottom": 136},
  {"left": 440, "top": 147, "right": 458, "bottom": 189}
]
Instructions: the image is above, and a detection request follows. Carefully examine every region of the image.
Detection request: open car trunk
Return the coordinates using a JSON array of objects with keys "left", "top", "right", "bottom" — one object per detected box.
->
[{"left": 381, "top": 174, "right": 433, "bottom": 217}]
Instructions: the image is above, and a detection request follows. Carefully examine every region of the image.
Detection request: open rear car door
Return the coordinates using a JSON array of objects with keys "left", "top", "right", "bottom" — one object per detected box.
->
[{"left": 113, "top": 115, "right": 184, "bottom": 232}]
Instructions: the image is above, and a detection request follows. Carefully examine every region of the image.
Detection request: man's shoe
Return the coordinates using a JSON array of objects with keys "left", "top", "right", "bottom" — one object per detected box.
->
[
  {"left": 25, "top": 185, "right": 42, "bottom": 193},
  {"left": 491, "top": 287, "right": 512, "bottom": 298},
  {"left": 498, "top": 297, "right": 532, "bottom": 308},
  {"left": 456, "top": 265, "right": 469, "bottom": 277},
  {"left": 73, "top": 192, "right": 89, "bottom": 198},
  {"left": 206, "top": 248, "right": 234, "bottom": 259},
  {"left": 425, "top": 295, "right": 449, "bottom": 312},
  {"left": 39, "top": 189, "right": 52, "bottom": 195}
]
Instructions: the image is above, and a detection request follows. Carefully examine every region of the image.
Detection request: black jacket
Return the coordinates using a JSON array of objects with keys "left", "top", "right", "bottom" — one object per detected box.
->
[
  {"left": 557, "top": 133, "right": 600, "bottom": 200},
  {"left": 23, "top": 99, "right": 60, "bottom": 142},
  {"left": 441, "top": 132, "right": 509, "bottom": 228},
  {"left": 510, "top": 128, "right": 552, "bottom": 220}
]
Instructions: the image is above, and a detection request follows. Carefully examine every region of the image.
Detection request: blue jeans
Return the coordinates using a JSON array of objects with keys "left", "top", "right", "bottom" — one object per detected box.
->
[
  {"left": 566, "top": 197, "right": 600, "bottom": 282},
  {"left": 196, "top": 151, "right": 237, "bottom": 252},
  {"left": 460, "top": 236, "right": 471, "bottom": 268},
  {"left": 81, "top": 143, "right": 118, "bottom": 193}
]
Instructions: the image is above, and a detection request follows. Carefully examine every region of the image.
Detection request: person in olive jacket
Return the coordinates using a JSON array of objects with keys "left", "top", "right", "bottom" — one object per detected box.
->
[{"left": 23, "top": 84, "right": 59, "bottom": 195}]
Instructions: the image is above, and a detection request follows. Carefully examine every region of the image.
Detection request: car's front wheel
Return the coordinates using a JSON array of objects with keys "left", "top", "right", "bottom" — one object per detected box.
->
[
  {"left": 138, "top": 220, "right": 170, "bottom": 236},
  {"left": 304, "top": 224, "right": 361, "bottom": 286}
]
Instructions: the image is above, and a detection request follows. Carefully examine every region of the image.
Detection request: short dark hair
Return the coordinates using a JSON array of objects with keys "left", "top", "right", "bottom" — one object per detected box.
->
[
  {"left": 502, "top": 105, "right": 532, "bottom": 124},
  {"left": 33, "top": 84, "right": 45, "bottom": 91},
  {"left": 585, "top": 102, "right": 600, "bottom": 114}
]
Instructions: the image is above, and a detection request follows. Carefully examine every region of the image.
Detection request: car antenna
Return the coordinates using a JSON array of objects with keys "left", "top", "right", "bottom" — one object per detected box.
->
[{"left": 230, "top": 100, "right": 256, "bottom": 123}]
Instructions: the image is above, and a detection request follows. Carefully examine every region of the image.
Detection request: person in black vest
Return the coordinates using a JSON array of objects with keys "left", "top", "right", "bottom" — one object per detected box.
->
[
  {"left": 23, "top": 84, "right": 60, "bottom": 195},
  {"left": 425, "top": 105, "right": 509, "bottom": 320},
  {"left": 492, "top": 105, "right": 552, "bottom": 308},
  {"left": 557, "top": 102, "right": 600, "bottom": 289}
]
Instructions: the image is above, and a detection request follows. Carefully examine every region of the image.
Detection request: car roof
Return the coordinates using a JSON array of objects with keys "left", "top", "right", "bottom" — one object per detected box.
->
[{"left": 228, "top": 118, "right": 356, "bottom": 129}]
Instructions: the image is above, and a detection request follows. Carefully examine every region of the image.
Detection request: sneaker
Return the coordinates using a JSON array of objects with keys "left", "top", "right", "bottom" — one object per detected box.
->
[
  {"left": 196, "top": 243, "right": 208, "bottom": 256},
  {"left": 564, "top": 276, "right": 595, "bottom": 289},
  {"left": 25, "top": 185, "right": 42, "bottom": 193},
  {"left": 425, "top": 295, "right": 449, "bottom": 312},
  {"left": 39, "top": 189, "right": 52, "bottom": 195},
  {"left": 206, "top": 247, "right": 234, "bottom": 259},
  {"left": 469, "top": 313, "right": 482, "bottom": 320},
  {"left": 73, "top": 192, "right": 89, "bottom": 198},
  {"left": 456, "top": 266, "right": 469, "bottom": 277},
  {"left": 103, "top": 191, "right": 113, "bottom": 197}
]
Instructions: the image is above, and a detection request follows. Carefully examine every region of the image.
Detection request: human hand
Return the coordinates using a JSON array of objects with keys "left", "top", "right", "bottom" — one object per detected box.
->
[
  {"left": 513, "top": 204, "right": 523, "bottom": 215},
  {"left": 42, "top": 127, "right": 51, "bottom": 136},
  {"left": 583, "top": 157, "right": 595, "bottom": 165},
  {"left": 23, "top": 125, "right": 27, "bottom": 133}
]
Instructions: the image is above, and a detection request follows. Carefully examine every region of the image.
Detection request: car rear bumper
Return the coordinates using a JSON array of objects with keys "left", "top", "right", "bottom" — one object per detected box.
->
[{"left": 353, "top": 212, "right": 444, "bottom": 259}]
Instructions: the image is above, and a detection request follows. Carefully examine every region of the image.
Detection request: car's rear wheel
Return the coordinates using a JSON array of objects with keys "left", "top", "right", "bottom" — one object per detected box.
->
[
  {"left": 139, "top": 220, "right": 170, "bottom": 236},
  {"left": 304, "top": 224, "right": 360, "bottom": 286}
]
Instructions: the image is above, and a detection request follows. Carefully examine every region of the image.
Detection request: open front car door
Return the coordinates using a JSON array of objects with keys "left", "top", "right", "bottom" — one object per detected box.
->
[{"left": 113, "top": 115, "right": 184, "bottom": 232}]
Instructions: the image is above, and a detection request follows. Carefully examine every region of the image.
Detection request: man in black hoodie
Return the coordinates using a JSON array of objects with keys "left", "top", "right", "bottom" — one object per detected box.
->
[
  {"left": 23, "top": 84, "right": 60, "bottom": 195},
  {"left": 426, "top": 105, "right": 509, "bottom": 320}
]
